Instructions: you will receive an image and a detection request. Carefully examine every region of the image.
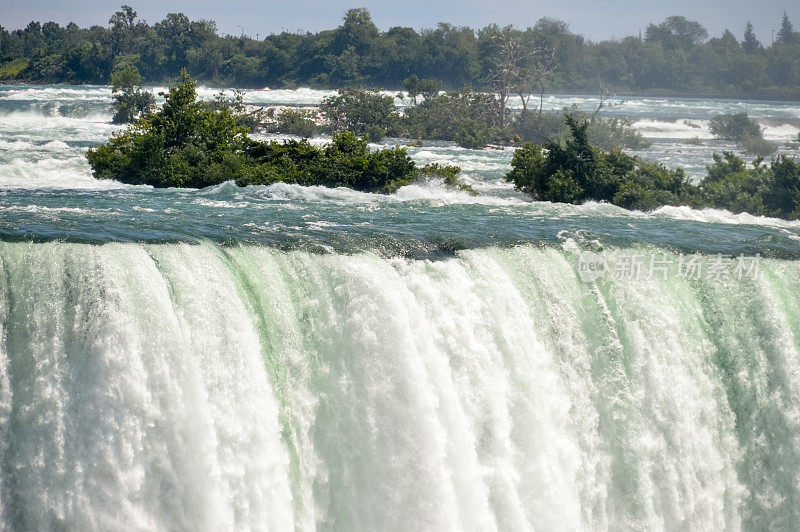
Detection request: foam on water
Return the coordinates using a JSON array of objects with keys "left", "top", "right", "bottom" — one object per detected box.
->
[{"left": 0, "top": 156, "right": 127, "bottom": 190}]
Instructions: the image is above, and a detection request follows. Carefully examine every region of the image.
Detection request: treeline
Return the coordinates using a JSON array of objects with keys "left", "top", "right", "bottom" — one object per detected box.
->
[{"left": 2, "top": 7, "right": 800, "bottom": 98}]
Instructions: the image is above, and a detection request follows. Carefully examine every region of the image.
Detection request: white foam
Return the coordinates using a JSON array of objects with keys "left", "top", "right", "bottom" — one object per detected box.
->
[
  {"left": 648, "top": 204, "right": 800, "bottom": 227},
  {"left": 0, "top": 156, "right": 129, "bottom": 190}
]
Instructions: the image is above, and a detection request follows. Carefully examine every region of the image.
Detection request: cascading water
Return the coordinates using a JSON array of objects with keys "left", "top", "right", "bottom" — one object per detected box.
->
[{"left": 1, "top": 241, "right": 799, "bottom": 530}]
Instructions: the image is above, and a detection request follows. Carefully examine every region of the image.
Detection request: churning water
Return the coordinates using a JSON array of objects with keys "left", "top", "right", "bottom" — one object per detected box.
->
[{"left": 1, "top": 84, "right": 800, "bottom": 530}]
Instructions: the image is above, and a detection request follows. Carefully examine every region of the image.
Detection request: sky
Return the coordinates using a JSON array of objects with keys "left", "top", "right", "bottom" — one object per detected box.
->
[{"left": 1, "top": 0, "right": 796, "bottom": 45}]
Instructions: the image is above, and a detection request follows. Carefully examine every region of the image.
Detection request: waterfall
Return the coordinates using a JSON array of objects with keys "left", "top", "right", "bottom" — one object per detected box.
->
[{"left": 1, "top": 241, "right": 799, "bottom": 530}]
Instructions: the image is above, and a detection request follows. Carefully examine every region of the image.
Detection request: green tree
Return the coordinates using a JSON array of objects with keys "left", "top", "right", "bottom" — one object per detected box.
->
[
  {"left": 332, "top": 8, "right": 378, "bottom": 55},
  {"left": 320, "top": 88, "right": 398, "bottom": 140},
  {"left": 741, "top": 21, "right": 762, "bottom": 53},
  {"left": 88, "top": 69, "right": 250, "bottom": 187},
  {"left": 109, "top": 5, "right": 138, "bottom": 55},
  {"left": 417, "top": 78, "right": 442, "bottom": 102},
  {"left": 709, "top": 113, "right": 762, "bottom": 141},
  {"left": 110, "top": 64, "right": 155, "bottom": 123},
  {"left": 645, "top": 16, "right": 708, "bottom": 50},
  {"left": 506, "top": 114, "right": 697, "bottom": 209},
  {"left": 88, "top": 72, "right": 471, "bottom": 192},
  {"left": 776, "top": 12, "right": 797, "bottom": 45},
  {"left": 402, "top": 75, "right": 420, "bottom": 104}
]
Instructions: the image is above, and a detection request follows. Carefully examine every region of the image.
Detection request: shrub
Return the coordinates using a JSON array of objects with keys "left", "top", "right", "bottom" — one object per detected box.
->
[
  {"left": 402, "top": 89, "right": 500, "bottom": 143},
  {"left": 320, "top": 88, "right": 398, "bottom": 138},
  {"left": 506, "top": 114, "right": 698, "bottom": 209},
  {"left": 511, "top": 112, "right": 564, "bottom": 145},
  {"left": 87, "top": 72, "right": 471, "bottom": 193},
  {"left": 709, "top": 113, "right": 762, "bottom": 141},
  {"left": 740, "top": 133, "right": 777, "bottom": 156},
  {"left": 587, "top": 116, "right": 651, "bottom": 151},
  {"left": 505, "top": 116, "right": 800, "bottom": 220},
  {"left": 109, "top": 65, "right": 155, "bottom": 123},
  {"left": 204, "top": 90, "right": 268, "bottom": 131},
  {"left": 454, "top": 119, "right": 492, "bottom": 149},
  {"left": 272, "top": 109, "right": 319, "bottom": 137}
]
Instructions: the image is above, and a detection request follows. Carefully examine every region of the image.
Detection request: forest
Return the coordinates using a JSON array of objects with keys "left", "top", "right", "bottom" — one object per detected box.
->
[{"left": 2, "top": 7, "right": 800, "bottom": 99}]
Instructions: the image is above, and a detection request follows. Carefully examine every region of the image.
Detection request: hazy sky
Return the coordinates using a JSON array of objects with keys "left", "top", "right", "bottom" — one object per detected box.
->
[{"left": 2, "top": 0, "right": 796, "bottom": 44}]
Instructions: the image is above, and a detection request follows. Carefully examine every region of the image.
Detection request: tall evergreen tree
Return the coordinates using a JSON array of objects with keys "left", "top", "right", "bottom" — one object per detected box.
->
[
  {"left": 741, "top": 21, "right": 762, "bottom": 53},
  {"left": 776, "top": 12, "right": 796, "bottom": 45}
]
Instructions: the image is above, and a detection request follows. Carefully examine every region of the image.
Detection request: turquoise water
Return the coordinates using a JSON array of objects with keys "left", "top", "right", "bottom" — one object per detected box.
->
[{"left": 1, "top": 85, "right": 800, "bottom": 530}]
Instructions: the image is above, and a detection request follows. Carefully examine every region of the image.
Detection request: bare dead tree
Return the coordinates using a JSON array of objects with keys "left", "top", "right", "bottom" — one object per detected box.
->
[
  {"left": 533, "top": 45, "right": 557, "bottom": 118},
  {"left": 590, "top": 83, "right": 624, "bottom": 122},
  {"left": 487, "top": 27, "right": 528, "bottom": 128},
  {"left": 489, "top": 30, "right": 558, "bottom": 124},
  {"left": 510, "top": 44, "right": 557, "bottom": 118}
]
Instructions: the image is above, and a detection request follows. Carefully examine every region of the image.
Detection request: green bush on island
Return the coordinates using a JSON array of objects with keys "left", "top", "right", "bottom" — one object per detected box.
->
[
  {"left": 709, "top": 112, "right": 777, "bottom": 156},
  {"left": 202, "top": 89, "right": 269, "bottom": 132},
  {"left": 316, "top": 86, "right": 648, "bottom": 150},
  {"left": 505, "top": 115, "right": 699, "bottom": 210},
  {"left": 740, "top": 134, "right": 777, "bottom": 156},
  {"left": 87, "top": 71, "right": 472, "bottom": 193},
  {"left": 403, "top": 89, "right": 501, "bottom": 148},
  {"left": 320, "top": 88, "right": 398, "bottom": 142},
  {"left": 109, "top": 65, "right": 155, "bottom": 123},
  {"left": 266, "top": 108, "right": 320, "bottom": 138},
  {"left": 709, "top": 113, "right": 762, "bottom": 141},
  {"left": 454, "top": 119, "right": 493, "bottom": 149},
  {"left": 506, "top": 114, "right": 800, "bottom": 219}
]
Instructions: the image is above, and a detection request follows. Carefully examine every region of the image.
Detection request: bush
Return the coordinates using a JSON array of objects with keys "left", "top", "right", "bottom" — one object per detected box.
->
[
  {"left": 454, "top": 119, "right": 492, "bottom": 149},
  {"left": 587, "top": 116, "right": 651, "bottom": 151},
  {"left": 402, "top": 89, "right": 501, "bottom": 144},
  {"left": 89, "top": 70, "right": 249, "bottom": 187},
  {"left": 505, "top": 115, "right": 800, "bottom": 220},
  {"left": 511, "top": 108, "right": 649, "bottom": 150},
  {"left": 740, "top": 133, "right": 777, "bottom": 156},
  {"left": 109, "top": 65, "right": 155, "bottom": 123},
  {"left": 87, "top": 72, "right": 471, "bottom": 193},
  {"left": 506, "top": 114, "right": 697, "bottom": 209},
  {"left": 271, "top": 109, "right": 319, "bottom": 137},
  {"left": 204, "top": 90, "right": 268, "bottom": 131},
  {"left": 709, "top": 113, "right": 762, "bottom": 141},
  {"left": 320, "top": 88, "right": 398, "bottom": 138},
  {"left": 402, "top": 76, "right": 442, "bottom": 105},
  {"left": 511, "top": 112, "right": 564, "bottom": 144}
]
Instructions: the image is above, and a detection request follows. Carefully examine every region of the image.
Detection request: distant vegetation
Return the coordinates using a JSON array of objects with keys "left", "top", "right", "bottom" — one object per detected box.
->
[
  {"left": 709, "top": 113, "right": 776, "bottom": 156},
  {"left": 87, "top": 73, "right": 800, "bottom": 220},
  {"left": 506, "top": 116, "right": 800, "bottom": 219},
  {"left": 86, "top": 72, "right": 470, "bottom": 193},
  {"left": 292, "top": 86, "right": 650, "bottom": 150},
  {"left": 2, "top": 6, "right": 800, "bottom": 99}
]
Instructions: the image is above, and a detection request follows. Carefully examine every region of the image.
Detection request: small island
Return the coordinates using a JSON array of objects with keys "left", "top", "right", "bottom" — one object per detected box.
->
[
  {"left": 87, "top": 72, "right": 468, "bottom": 193},
  {"left": 505, "top": 116, "right": 800, "bottom": 220}
]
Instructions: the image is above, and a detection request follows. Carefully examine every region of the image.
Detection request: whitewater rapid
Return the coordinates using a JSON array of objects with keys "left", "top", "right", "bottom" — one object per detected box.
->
[
  {"left": 1, "top": 241, "right": 799, "bottom": 530},
  {"left": 2, "top": 83, "right": 799, "bottom": 190}
]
